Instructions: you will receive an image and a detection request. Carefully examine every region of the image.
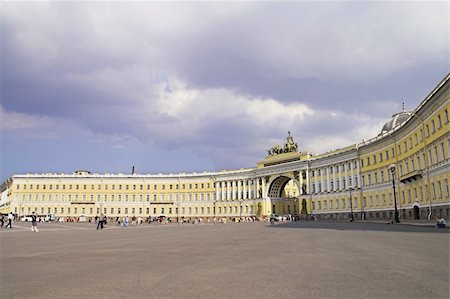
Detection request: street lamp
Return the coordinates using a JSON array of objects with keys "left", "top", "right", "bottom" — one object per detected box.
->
[
  {"left": 239, "top": 201, "right": 243, "bottom": 219},
  {"left": 389, "top": 164, "right": 401, "bottom": 223},
  {"left": 349, "top": 187, "right": 354, "bottom": 222},
  {"left": 293, "top": 198, "right": 298, "bottom": 221}
]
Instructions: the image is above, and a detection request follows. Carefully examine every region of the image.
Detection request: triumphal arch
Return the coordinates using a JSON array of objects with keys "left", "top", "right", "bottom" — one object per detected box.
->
[{"left": 254, "top": 132, "right": 311, "bottom": 218}]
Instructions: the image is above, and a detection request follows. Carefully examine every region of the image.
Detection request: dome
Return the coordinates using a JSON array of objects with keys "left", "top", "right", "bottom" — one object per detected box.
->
[{"left": 381, "top": 111, "right": 411, "bottom": 133}]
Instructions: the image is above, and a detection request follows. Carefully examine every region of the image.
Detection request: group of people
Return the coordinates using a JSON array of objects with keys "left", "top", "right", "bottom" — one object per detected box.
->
[
  {"left": 0, "top": 212, "right": 38, "bottom": 232},
  {"left": 0, "top": 212, "right": 14, "bottom": 229},
  {"left": 95, "top": 214, "right": 108, "bottom": 230}
]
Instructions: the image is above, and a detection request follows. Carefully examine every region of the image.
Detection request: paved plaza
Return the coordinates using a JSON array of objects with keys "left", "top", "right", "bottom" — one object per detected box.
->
[{"left": 0, "top": 220, "right": 448, "bottom": 298}]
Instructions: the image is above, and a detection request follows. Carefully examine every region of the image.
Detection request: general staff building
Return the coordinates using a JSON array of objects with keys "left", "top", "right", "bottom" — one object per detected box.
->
[{"left": 1, "top": 74, "right": 449, "bottom": 222}]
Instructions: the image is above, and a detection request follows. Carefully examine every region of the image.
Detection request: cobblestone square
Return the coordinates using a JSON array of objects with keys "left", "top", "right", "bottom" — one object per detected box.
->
[{"left": 1, "top": 221, "right": 448, "bottom": 298}]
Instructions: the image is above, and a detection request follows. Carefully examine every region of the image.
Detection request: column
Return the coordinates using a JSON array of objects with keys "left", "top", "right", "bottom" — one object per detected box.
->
[
  {"left": 227, "top": 181, "right": 231, "bottom": 201},
  {"left": 262, "top": 178, "right": 266, "bottom": 198},
  {"left": 356, "top": 160, "right": 361, "bottom": 188},
  {"left": 237, "top": 180, "right": 242, "bottom": 200},
  {"left": 344, "top": 163, "right": 348, "bottom": 189},
  {"left": 306, "top": 169, "right": 310, "bottom": 194},
  {"left": 326, "top": 167, "right": 330, "bottom": 192},
  {"left": 332, "top": 166, "right": 337, "bottom": 191},
  {"left": 320, "top": 168, "right": 325, "bottom": 193},
  {"left": 231, "top": 181, "right": 235, "bottom": 200},
  {"left": 256, "top": 178, "right": 260, "bottom": 199},
  {"left": 221, "top": 182, "right": 225, "bottom": 201},
  {"left": 216, "top": 182, "right": 220, "bottom": 201},
  {"left": 350, "top": 160, "right": 355, "bottom": 188},
  {"left": 338, "top": 165, "right": 342, "bottom": 190},
  {"left": 243, "top": 180, "right": 247, "bottom": 200},
  {"left": 299, "top": 171, "right": 303, "bottom": 195}
]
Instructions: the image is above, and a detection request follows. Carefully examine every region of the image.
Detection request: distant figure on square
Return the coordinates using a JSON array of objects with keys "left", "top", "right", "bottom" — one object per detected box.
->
[
  {"left": 5, "top": 212, "right": 13, "bottom": 228},
  {"left": 31, "top": 211, "right": 39, "bottom": 232},
  {"left": 436, "top": 217, "right": 447, "bottom": 229},
  {"left": 97, "top": 214, "right": 104, "bottom": 230},
  {"left": 0, "top": 213, "right": 4, "bottom": 228}
]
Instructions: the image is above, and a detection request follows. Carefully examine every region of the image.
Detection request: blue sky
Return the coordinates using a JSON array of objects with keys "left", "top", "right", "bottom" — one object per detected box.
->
[{"left": 1, "top": 2, "right": 448, "bottom": 181}]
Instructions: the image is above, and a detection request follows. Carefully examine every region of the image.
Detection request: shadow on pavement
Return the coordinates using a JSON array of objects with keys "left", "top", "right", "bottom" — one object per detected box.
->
[{"left": 269, "top": 220, "right": 450, "bottom": 233}]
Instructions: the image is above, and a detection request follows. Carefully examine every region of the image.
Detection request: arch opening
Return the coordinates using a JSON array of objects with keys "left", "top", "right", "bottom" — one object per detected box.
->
[{"left": 267, "top": 175, "right": 300, "bottom": 217}]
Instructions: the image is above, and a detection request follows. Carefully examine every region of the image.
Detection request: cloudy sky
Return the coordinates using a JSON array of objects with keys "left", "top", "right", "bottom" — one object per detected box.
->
[{"left": 0, "top": 1, "right": 448, "bottom": 181}]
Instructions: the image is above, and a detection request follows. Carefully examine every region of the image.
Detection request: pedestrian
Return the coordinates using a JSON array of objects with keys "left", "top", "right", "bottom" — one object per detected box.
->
[
  {"left": 31, "top": 211, "right": 39, "bottom": 232},
  {"left": 132, "top": 215, "right": 136, "bottom": 226},
  {"left": 125, "top": 216, "right": 129, "bottom": 226},
  {"left": 138, "top": 216, "right": 142, "bottom": 226},
  {"left": 270, "top": 214, "right": 275, "bottom": 227},
  {"left": 0, "top": 213, "right": 4, "bottom": 228},
  {"left": 97, "top": 214, "right": 104, "bottom": 230},
  {"left": 5, "top": 212, "right": 13, "bottom": 228},
  {"left": 436, "top": 217, "right": 447, "bottom": 228}
]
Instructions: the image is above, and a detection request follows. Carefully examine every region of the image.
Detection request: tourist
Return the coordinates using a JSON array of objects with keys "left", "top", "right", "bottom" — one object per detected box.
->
[
  {"left": 97, "top": 214, "right": 104, "bottom": 230},
  {"left": 138, "top": 216, "right": 142, "bottom": 225},
  {"left": 0, "top": 213, "right": 4, "bottom": 228},
  {"left": 31, "top": 211, "right": 39, "bottom": 232},
  {"left": 436, "top": 217, "right": 447, "bottom": 229},
  {"left": 270, "top": 214, "right": 275, "bottom": 227},
  {"left": 5, "top": 212, "right": 13, "bottom": 228}
]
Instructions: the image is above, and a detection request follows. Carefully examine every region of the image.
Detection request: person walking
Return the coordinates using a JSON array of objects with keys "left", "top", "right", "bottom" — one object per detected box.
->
[
  {"left": 31, "top": 211, "right": 39, "bottom": 232},
  {"left": 5, "top": 212, "right": 13, "bottom": 228},
  {"left": 0, "top": 213, "right": 4, "bottom": 228},
  {"left": 97, "top": 214, "right": 104, "bottom": 230}
]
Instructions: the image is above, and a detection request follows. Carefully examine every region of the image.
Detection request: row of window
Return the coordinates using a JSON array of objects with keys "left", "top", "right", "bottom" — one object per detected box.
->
[
  {"left": 311, "top": 176, "right": 358, "bottom": 193},
  {"left": 15, "top": 192, "right": 222, "bottom": 203},
  {"left": 362, "top": 110, "right": 449, "bottom": 168},
  {"left": 312, "top": 178, "right": 449, "bottom": 211},
  {"left": 311, "top": 161, "right": 358, "bottom": 177},
  {"left": 362, "top": 140, "right": 448, "bottom": 186},
  {"left": 16, "top": 182, "right": 215, "bottom": 191},
  {"left": 16, "top": 204, "right": 255, "bottom": 216}
]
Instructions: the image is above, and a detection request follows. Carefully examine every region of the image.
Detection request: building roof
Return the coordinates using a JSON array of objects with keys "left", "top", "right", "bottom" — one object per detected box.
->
[{"left": 380, "top": 111, "right": 411, "bottom": 134}]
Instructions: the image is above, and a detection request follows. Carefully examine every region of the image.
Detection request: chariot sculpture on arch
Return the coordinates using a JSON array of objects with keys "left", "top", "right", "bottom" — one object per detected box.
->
[{"left": 267, "top": 131, "right": 299, "bottom": 156}]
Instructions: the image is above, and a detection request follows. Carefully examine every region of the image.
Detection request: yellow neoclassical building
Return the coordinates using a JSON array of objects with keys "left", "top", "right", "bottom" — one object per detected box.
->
[{"left": 1, "top": 74, "right": 449, "bottom": 222}]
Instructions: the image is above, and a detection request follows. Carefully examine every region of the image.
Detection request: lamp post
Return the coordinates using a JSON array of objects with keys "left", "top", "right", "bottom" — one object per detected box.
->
[
  {"left": 239, "top": 201, "right": 243, "bottom": 219},
  {"left": 349, "top": 187, "right": 354, "bottom": 222},
  {"left": 213, "top": 199, "right": 217, "bottom": 223},
  {"left": 389, "top": 164, "right": 401, "bottom": 223},
  {"left": 293, "top": 198, "right": 298, "bottom": 221}
]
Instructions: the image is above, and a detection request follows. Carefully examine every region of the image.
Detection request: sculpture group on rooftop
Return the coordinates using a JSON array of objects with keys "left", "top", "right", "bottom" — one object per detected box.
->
[{"left": 267, "top": 132, "right": 299, "bottom": 157}]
